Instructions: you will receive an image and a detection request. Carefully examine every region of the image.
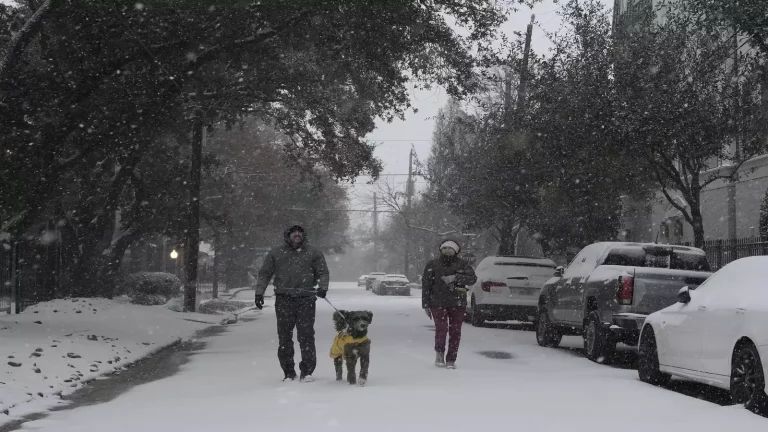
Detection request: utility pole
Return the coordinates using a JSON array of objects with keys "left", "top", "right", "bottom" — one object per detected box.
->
[
  {"left": 516, "top": 14, "right": 535, "bottom": 112},
  {"left": 373, "top": 192, "right": 379, "bottom": 271},
  {"left": 184, "top": 108, "right": 204, "bottom": 312},
  {"left": 404, "top": 148, "right": 414, "bottom": 277}
]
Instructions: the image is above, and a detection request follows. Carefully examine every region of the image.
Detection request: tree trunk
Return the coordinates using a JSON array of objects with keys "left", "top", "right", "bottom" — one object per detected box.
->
[
  {"left": 212, "top": 233, "right": 220, "bottom": 299},
  {"left": 691, "top": 206, "right": 705, "bottom": 249},
  {"left": 0, "top": 0, "right": 57, "bottom": 84},
  {"left": 496, "top": 221, "right": 517, "bottom": 255},
  {"left": 97, "top": 228, "right": 144, "bottom": 297}
]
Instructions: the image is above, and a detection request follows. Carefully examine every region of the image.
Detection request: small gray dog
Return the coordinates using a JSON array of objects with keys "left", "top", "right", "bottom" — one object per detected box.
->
[{"left": 329, "top": 310, "right": 373, "bottom": 386}]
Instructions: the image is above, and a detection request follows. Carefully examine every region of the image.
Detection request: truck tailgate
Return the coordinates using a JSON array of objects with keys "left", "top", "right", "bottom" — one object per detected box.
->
[{"left": 632, "top": 269, "right": 711, "bottom": 314}]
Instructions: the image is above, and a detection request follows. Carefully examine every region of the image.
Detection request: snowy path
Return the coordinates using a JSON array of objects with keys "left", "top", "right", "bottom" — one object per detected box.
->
[{"left": 16, "top": 283, "right": 766, "bottom": 431}]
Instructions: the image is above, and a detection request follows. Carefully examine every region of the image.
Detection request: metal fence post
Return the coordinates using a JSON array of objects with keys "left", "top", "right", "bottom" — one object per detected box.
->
[{"left": 716, "top": 239, "right": 723, "bottom": 270}]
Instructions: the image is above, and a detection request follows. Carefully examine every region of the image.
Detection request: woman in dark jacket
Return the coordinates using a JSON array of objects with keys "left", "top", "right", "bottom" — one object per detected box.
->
[{"left": 422, "top": 239, "right": 477, "bottom": 369}]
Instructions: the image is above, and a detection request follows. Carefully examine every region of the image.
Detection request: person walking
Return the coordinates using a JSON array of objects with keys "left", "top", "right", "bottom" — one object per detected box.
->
[
  {"left": 422, "top": 239, "right": 477, "bottom": 369},
  {"left": 254, "top": 225, "right": 330, "bottom": 382}
]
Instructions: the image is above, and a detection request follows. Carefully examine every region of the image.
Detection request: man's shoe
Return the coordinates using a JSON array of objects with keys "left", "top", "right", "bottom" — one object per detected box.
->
[
  {"left": 299, "top": 374, "right": 315, "bottom": 383},
  {"left": 283, "top": 373, "right": 297, "bottom": 382},
  {"left": 435, "top": 352, "right": 446, "bottom": 367},
  {"left": 446, "top": 362, "right": 456, "bottom": 369}
]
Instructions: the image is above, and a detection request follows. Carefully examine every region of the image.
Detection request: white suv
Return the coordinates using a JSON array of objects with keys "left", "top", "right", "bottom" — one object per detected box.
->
[{"left": 467, "top": 256, "right": 557, "bottom": 326}]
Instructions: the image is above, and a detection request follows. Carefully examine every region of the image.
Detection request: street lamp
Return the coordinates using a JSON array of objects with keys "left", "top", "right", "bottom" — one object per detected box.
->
[{"left": 170, "top": 249, "right": 179, "bottom": 259}]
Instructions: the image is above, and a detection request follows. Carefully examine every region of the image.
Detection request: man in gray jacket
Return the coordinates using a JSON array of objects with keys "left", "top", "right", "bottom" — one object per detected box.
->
[{"left": 255, "top": 225, "right": 329, "bottom": 382}]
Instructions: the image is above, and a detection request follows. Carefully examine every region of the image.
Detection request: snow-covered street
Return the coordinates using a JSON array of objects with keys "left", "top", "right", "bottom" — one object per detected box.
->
[{"left": 11, "top": 283, "right": 767, "bottom": 432}]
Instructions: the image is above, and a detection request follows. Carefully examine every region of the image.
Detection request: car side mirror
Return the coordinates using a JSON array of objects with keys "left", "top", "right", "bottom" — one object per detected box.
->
[
  {"left": 554, "top": 266, "right": 564, "bottom": 278},
  {"left": 677, "top": 286, "right": 691, "bottom": 304}
]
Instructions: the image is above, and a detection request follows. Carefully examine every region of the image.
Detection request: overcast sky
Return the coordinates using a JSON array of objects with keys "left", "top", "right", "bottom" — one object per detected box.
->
[{"left": 345, "top": 0, "right": 615, "bottom": 227}]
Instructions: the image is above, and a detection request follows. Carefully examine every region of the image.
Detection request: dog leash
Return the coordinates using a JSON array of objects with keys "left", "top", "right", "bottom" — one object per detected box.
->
[{"left": 323, "top": 297, "right": 347, "bottom": 322}]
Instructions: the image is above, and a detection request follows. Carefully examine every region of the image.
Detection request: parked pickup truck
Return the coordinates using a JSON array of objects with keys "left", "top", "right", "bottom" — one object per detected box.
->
[{"left": 536, "top": 242, "right": 712, "bottom": 363}]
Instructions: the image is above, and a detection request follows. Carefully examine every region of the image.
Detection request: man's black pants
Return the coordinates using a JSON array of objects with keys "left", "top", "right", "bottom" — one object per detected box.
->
[{"left": 275, "top": 295, "right": 317, "bottom": 377}]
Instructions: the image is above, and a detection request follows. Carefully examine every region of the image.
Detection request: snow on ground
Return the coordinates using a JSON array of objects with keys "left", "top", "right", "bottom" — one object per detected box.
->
[
  {"left": 13, "top": 283, "right": 768, "bottom": 432},
  {"left": 0, "top": 297, "right": 223, "bottom": 426}
]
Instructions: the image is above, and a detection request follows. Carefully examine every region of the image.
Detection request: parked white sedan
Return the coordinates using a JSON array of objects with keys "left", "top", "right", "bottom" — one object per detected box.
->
[{"left": 638, "top": 256, "right": 768, "bottom": 415}]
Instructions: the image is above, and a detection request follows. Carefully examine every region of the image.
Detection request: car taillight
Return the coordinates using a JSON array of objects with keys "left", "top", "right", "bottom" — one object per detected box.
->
[
  {"left": 481, "top": 281, "right": 506, "bottom": 292},
  {"left": 617, "top": 276, "right": 634, "bottom": 305}
]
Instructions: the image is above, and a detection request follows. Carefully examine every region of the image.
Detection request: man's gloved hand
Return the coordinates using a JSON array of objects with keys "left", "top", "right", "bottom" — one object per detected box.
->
[
  {"left": 254, "top": 295, "right": 264, "bottom": 310},
  {"left": 424, "top": 308, "right": 432, "bottom": 320},
  {"left": 316, "top": 290, "right": 327, "bottom": 299}
]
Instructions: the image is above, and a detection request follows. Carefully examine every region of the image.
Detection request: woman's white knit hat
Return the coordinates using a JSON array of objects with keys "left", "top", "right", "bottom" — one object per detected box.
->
[{"left": 439, "top": 240, "right": 461, "bottom": 254}]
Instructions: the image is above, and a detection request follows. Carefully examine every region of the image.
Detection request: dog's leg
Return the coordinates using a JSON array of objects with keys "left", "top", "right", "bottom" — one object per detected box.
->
[
  {"left": 358, "top": 340, "right": 371, "bottom": 387},
  {"left": 334, "top": 357, "right": 343, "bottom": 381},
  {"left": 344, "top": 346, "right": 358, "bottom": 385}
]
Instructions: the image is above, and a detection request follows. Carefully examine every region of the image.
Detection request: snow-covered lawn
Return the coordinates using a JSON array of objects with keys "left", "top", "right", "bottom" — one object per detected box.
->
[
  {"left": 10, "top": 283, "right": 768, "bottom": 431},
  {"left": 0, "top": 297, "right": 222, "bottom": 426}
]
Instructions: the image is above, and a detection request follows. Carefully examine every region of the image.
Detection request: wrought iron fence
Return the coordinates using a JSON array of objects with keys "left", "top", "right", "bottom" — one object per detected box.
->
[
  {"left": 678, "top": 237, "right": 768, "bottom": 271},
  {"left": 197, "top": 262, "right": 227, "bottom": 299},
  {"left": 0, "top": 236, "right": 64, "bottom": 314}
]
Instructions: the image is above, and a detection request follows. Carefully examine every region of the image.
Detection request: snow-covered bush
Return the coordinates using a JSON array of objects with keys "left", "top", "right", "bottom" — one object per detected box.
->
[
  {"left": 131, "top": 293, "right": 169, "bottom": 306},
  {"left": 118, "top": 272, "right": 181, "bottom": 300},
  {"left": 165, "top": 297, "right": 184, "bottom": 312},
  {"left": 198, "top": 299, "right": 250, "bottom": 315}
]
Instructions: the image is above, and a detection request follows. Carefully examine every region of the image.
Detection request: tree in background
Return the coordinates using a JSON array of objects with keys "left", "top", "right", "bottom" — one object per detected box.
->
[
  {"left": 688, "top": 0, "right": 768, "bottom": 58},
  {"left": 1, "top": 0, "right": 531, "bottom": 297},
  {"left": 614, "top": 0, "right": 768, "bottom": 248},
  {"left": 202, "top": 118, "right": 351, "bottom": 287},
  {"left": 524, "top": 0, "right": 653, "bottom": 255}
]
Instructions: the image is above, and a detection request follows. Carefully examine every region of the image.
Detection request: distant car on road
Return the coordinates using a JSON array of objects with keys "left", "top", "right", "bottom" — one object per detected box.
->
[
  {"left": 366, "top": 272, "right": 386, "bottom": 291},
  {"left": 373, "top": 274, "right": 411, "bottom": 296},
  {"left": 358, "top": 275, "right": 369, "bottom": 287},
  {"left": 466, "top": 256, "right": 557, "bottom": 327},
  {"left": 638, "top": 256, "right": 768, "bottom": 416},
  {"left": 536, "top": 242, "right": 712, "bottom": 364}
]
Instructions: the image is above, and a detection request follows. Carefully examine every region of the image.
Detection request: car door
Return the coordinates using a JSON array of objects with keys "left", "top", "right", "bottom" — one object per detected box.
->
[
  {"left": 656, "top": 279, "right": 718, "bottom": 372},
  {"left": 558, "top": 245, "right": 602, "bottom": 324},
  {"left": 552, "top": 248, "right": 587, "bottom": 323},
  {"left": 697, "top": 263, "right": 753, "bottom": 378},
  {"left": 569, "top": 245, "right": 603, "bottom": 325}
]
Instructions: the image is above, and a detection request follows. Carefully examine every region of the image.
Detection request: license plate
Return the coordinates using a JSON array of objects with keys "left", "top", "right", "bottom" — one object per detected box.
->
[{"left": 518, "top": 288, "right": 535, "bottom": 296}]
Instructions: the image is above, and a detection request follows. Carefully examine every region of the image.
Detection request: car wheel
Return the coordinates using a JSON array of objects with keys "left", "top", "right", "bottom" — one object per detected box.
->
[
  {"left": 584, "top": 311, "right": 615, "bottom": 364},
  {"left": 536, "top": 308, "right": 562, "bottom": 348},
  {"left": 638, "top": 326, "right": 671, "bottom": 386},
  {"left": 731, "top": 342, "right": 768, "bottom": 415},
  {"left": 470, "top": 296, "right": 485, "bottom": 327}
]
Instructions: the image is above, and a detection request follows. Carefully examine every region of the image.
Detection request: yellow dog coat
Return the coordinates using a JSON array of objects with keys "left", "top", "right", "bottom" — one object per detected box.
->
[{"left": 329, "top": 331, "right": 369, "bottom": 359}]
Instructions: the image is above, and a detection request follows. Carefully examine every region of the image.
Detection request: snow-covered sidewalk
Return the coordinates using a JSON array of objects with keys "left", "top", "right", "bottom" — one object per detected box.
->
[{"left": 0, "top": 297, "right": 224, "bottom": 426}]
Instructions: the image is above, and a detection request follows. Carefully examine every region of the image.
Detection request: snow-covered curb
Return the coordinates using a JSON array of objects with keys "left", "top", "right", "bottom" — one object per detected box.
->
[{"left": 0, "top": 297, "right": 224, "bottom": 426}]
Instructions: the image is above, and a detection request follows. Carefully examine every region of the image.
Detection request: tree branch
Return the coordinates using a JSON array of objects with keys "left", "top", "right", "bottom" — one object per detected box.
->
[{"left": 0, "top": 0, "right": 57, "bottom": 84}]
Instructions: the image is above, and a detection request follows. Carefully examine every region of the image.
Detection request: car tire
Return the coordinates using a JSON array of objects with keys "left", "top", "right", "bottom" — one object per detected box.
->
[
  {"left": 638, "top": 326, "right": 671, "bottom": 386},
  {"left": 731, "top": 341, "right": 768, "bottom": 415},
  {"left": 470, "top": 296, "right": 485, "bottom": 327},
  {"left": 536, "top": 308, "right": 562, "bottom": 348},
  {"left": 584, "top": 311, "right": 615, "bottom": 364}
]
